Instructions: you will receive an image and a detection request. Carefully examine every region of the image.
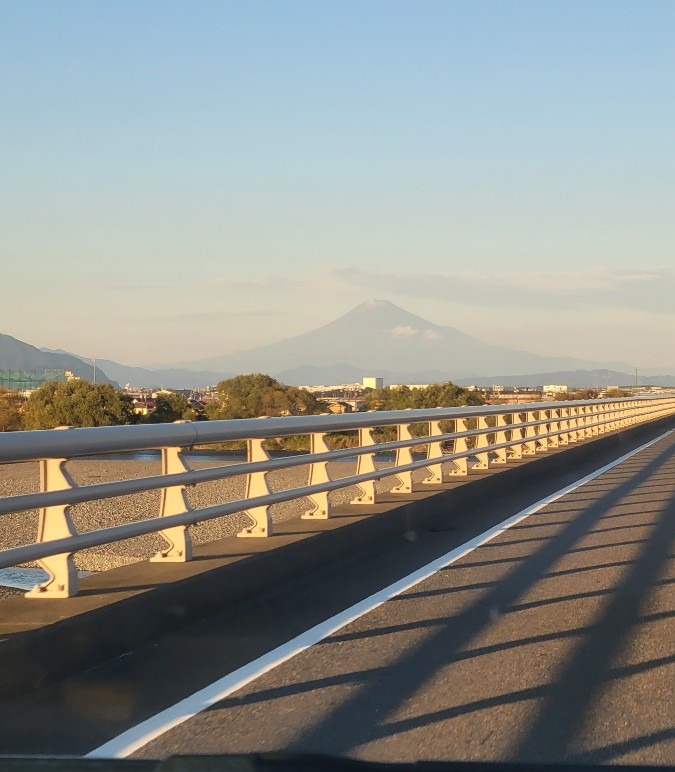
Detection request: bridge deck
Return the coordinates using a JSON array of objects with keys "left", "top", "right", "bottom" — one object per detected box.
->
[{"left": 1, "top": 426, "right": 674, "bottom": 764}]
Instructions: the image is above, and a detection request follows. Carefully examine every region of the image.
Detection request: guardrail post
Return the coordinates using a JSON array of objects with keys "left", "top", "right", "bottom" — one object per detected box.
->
[
  {"left": 577, "top": 405, "right": 586, "bottom": 437},
  {"left": 604, "top": 403, "right": 613, "bottom": 431},
  {"left": 542, "top": 409, "right": 552, "bottom": 448},
  {"left": 492, "top": 413, "right": 509, "bottom": 464},
  {"left": 238, "top": 438, "right": 273, "bottom": 537},
  {"left": 546, "top": 409, "right": 559, "bottom": 448},
  {"left": 506, "top": 414, "right": 523, "bottom": 460},
  {"left": 351, "top": 427, "right": 378, "bottom": 504},
  {"left": 612, "top": 402, "right": 623, "bottom": 430},
  {"left": 522, "top": 411, "right": 538, "bottom": 455},
  {"left": 423, "top": 420, "right": 453, "bottom": 483},
  {"left": 450, "top": 418, "right": 469, "bottom": 475},
  {"left": 571, "top": 407, "right": 579, "bottom": 441},
  {"left": 151, "top": 446, "right": 193, "bottom": 562},
  {"left": 303, "top": 432, "right": 332, "bottom": 519},
  {"left": 471, "top": 416, "right": 491, "bottom": 470},
  {"left": 589, "top": 404, "right": 600, "bottom": 436},
  {"left": 582, "top": 405, "right": 593, "bottom": 438},
  {"left": 391, "top": 423, "right": 415, "bottom": 494},
  {"left": 632, "top": 401, "right": 641, "bottom": 425},
  {"left": 568, "top": 406, "right": 579, "bottom": 442},
  {"left": 558, "top": 408, "right": 570, "bottom": 445},
  {"left": 25, "top": 456, "right": 79, "bottom": 598},
  {"left": 619, "top": 405, "right": 628, "bottom": 429}
]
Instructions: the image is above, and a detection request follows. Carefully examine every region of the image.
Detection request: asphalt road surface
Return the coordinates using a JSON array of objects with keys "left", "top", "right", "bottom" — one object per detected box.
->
[{"left": 1, "top": 427, "right": 674, "bottom": 765}]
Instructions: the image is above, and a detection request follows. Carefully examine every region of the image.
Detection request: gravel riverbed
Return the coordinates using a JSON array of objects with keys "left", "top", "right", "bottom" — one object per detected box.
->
[{"left": 0, "top": 456, "right": 425, "bottom": 573}]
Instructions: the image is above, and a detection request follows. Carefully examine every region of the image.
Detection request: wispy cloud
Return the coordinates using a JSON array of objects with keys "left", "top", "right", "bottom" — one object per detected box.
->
[
  {"left": 331, "top": 266, "right": 675, "bottom": 313},
  {"left": 391, "top": 325, "right": 419, "bottom": 338},
  {"left": 390, "top": 325, "right": 442, "bottom": 340}
]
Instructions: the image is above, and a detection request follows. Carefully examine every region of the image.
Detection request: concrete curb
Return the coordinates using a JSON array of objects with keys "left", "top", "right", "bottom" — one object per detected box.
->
[{"left": 1, "top": 416, "right": 673, "bottom": 702}]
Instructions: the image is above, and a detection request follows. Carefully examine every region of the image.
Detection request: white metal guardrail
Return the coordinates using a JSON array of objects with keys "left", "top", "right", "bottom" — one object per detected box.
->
[{"left": 1, "top": 396, "right": 674, "bottom": 598}]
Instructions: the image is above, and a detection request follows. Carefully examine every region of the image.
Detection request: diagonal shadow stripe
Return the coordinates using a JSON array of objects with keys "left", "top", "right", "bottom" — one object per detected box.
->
[
  {"left": 261, "top": 435, "right": 675, "bottom": 758},
  {"left": 565, "top": 727, "right": 675, "bottom": 764},
  {"left": 543, "top": 558, "right": 634, "bottom": 579},
  {"left": 510, "top": 474, "right": 675, "bottom": 760},
  {"left": 359, "top": 648, "right": 675, "bottom": 741}
]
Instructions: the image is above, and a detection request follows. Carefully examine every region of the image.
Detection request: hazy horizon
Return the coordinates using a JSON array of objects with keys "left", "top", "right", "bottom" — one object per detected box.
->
[
  {"left": 8, "top": 298, "right": 675, "bottom": 379},
  {"left": 2, "top": 2, "right": 675, "bottom": 369}
]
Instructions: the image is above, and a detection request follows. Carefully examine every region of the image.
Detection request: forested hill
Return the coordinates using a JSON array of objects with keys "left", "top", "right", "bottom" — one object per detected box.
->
[{"left": 0, "top": 333, "right": 113, "bottom": 384}]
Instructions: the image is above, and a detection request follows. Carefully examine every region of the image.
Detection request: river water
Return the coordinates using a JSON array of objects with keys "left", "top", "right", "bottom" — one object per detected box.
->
[{"left": 0, "top": 567, "right": 92, "bottom": 591}]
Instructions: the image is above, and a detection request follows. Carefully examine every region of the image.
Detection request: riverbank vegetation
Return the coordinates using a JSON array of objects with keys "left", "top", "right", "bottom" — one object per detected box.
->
[{"left": 2, "top": 373, "right": 482, "bottom": 438}]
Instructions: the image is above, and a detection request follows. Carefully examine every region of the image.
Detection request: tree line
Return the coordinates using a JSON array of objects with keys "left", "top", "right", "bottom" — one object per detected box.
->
[
  {"left": 0, "top": 382, "right": 195, "bottom": 432},
  {"left": 0, "top": 374, "right": 482, "bottom": 431}
]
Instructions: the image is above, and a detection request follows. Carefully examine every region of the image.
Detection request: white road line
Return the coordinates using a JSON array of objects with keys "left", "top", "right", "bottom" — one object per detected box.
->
[{"left": 87, "top": 428, "right": 673, "bottom": 759}]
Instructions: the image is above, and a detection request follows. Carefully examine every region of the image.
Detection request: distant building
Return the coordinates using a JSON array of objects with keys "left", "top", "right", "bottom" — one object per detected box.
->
[
  {"left": 543, "top": 384, "right": 568, "bottom": 397},
  {"left": 300, "top": 383, "right": 362, "bottom": 393},
  {"left": 465, "top": 384, "right": 544, "bottom": 405},
  {"left": 131, "top": 397, "right": 156, "bottom": 416},
  {"left": 491, "top": 392, "right": 543, "bottom": 405},
  {"left": 325, "top": 401, "right": 354, "bottom": 414},
  {"left": 362, "top": 376, "right": 383, "bottom": 390},
  {"left": 318, "top": 396, "right": 364, "bottom": 412}
]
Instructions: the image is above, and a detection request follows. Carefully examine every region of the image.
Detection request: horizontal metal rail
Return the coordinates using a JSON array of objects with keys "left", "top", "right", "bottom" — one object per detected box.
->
[
  {"left": 0, "top": 405, "right": 663, "bottom": 568},
  {"left": 0, "top": 398, "right": 648, "bottom": 463},
  {"left": 0, "top": 411, "right": 614, "bottom": 516},
  {"left": 1, "top": 396, "right": 673, "bottom": 598}
]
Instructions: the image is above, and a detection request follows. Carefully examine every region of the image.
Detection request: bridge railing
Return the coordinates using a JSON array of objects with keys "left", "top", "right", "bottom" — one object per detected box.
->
[{"left": 1, "top": 396, "right": 674, "bottom": 598}]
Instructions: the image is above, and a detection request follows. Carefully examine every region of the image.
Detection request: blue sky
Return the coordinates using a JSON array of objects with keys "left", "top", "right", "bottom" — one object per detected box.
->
[{"left": 2, "top": 1, "right": 674, "bottom": 370}]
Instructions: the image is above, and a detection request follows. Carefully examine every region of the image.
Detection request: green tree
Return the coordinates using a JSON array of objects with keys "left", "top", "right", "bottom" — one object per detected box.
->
[
  {"left": 284, "top": 386, "right": 324, "bottom": 416},
  {"left": 151, "top": 392, "right": 195, "bottom": 423},
  {"left": 554, "top": 389, "right": 600, "bottom": 401},
  {"left": 363, "top": 382, "right": 484, "bottom": 411},
  {"left": 0, "top": 388, "right": 24, "bottom": 431},
  {"left": 23, "top": 381, "right": 136, "bottom": 429},
  {"left": 206, "top": 373, "right": 324, "bottom": 419},
  {"left": 604, "top": 388, "right": 632, "bottom": 398}
]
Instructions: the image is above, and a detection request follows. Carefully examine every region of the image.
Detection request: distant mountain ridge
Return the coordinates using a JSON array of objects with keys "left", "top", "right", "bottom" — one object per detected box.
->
[
  {"left": 276, "top": 365, "right": 675, "bottom": 389},
  {"left": 0, "top": 334, "right": 113, "bottom": 384},
  {"left": 41, "top": 350, "right": 232, "bottom": 390},
  {"left": 166, "top": 299, "right": 635, "bottom": 383},
  {"left": 6, "top": 300, "right": 674, "bottom": 391},
  {"left": 455, "top": 369, "right": 675, "bottom": 389}
]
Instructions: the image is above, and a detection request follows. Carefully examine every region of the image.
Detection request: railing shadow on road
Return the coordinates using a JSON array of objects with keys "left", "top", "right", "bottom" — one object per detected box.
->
[
  {"left": 327, "top": 574, "right": 675, "bottom": 642},
  {"left": 512, "top": 503, "right": 668, "bottom": 521},
  {"left": 566, "top": 727, "right": 675, "bottom": 765},
  {"left": 505, "top": 464, "right": 675, "bottom": 763},
  {"left": 198, "top": 436, "right": 675, "bottom": 764},
  {"left": 76, "top": 583, "right": 165, "bottom": 597},
  {"left": 562, "top": 537, "right": 652, "bottom": 554}
]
